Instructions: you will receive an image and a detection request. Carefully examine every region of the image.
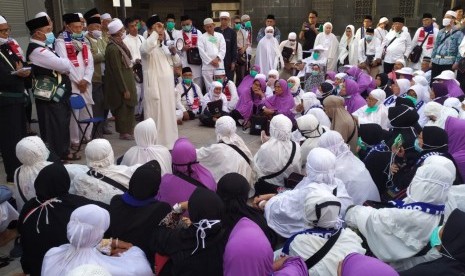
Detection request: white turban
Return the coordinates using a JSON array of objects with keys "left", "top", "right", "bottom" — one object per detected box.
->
[
  {"left": 304, "top": 188, "right": 341, "bottom": 228},
  {"left": 67, "top": 264, "right": 111, "bottom": 276},
  {"left": 369, "top": 89, "right": 386, "bottom": 106},
  {"left": 101, "top": 13, "right": 111, "bottom": 20},
  {"left": 107, "top": 18, "right": 123, "bottom": 35},
  {"left": 269, "top": 114, "right": 292, "bottom": 141},
  {"left": 0, "top": 16, "right": 6, "bottom": 24},
  {"left": 85, "top": 139, "right": 115, "bottom": 168},
  {"left": 16, "top": 136, "right": 50, "bottom": 166},
  {"left": 305, "top": 147, "right": 337, "bottom": 186},
  {"left": 268, "top": 69, "right": 279, "bottom": 77},
  {"left": 288, "top": 32, "right": 297, "bottom": 40},
  {"left": 318, "top": 130, "right": 350, "bottom": 158}
]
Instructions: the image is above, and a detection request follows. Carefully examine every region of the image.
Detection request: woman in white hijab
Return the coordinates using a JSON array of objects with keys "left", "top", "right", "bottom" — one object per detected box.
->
[
  {"left": 71, "top": 139, "right": 138, "bottom": 204},
  {"left": 119, "top": 118, "right": 172, "bottom": 175},
  {"left": 314, "top": 22, "right": 339, "bottom": 71},
  {"left": 318, "top": 130, "right": 380, "bottom": 205},
  {"left": 338, "top": 25, "right": 358, "bottom": 66},
  {"left": 199, "top": 81, "right": 230, "bottom": 127},
  {"left": 255, "top": 26, "right": 284, "bottom": 76},
  {"left": 406, "top": 84, "right": 431, "bottom": 127},
  {"left": 260, "top": 147, "right": 352, "bottom": 238},
  {"left": 288, "top": 76, "right": 305, "bottom": 118},
  {"left": 281, "top": 189, "right": 365, "bottom": 276},
  {"left": 291, "top": 114, "right": 329, "bottom": 167},
  {"left": 384, "top": 78, "right": 411, "bottom": 107},
  {"left": 424, "top": 102, "right": 458, "bottom": 129},
  {"left": 352, "top": 89, "right": 389, "bottom": 129},
  {"left": 197, "top": 116, "right": 255, "bottom": 196},
  {"left": 41, "top": 204, "right": 152, "bottom": 276},
  {"left": 345, "top": 156, "right": 456, "bottom": 271},
  {"left": 443, "top": 97, "right": 465, "bottom": 119},
  {"left": 253, "top": 115, "right": 302, "bottom": 193},
  {"left": 301, "top": 92, "right": 332, "bottom": 128},
  {"left": 14, "top": 137, "right": 88, "bottom": 211}
]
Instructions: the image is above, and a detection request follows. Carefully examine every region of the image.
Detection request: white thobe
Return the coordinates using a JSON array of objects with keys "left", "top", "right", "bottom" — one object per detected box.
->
[
  {"left": 177, "top": 29, "right": 203, "bottom": 87},
  {"left": 314, "top": 33, "right": 339, "bottom": 71},
  {"left": 124, "top": 34, "right": 145, "bottom": 114},
  {"left": 357, "top": 37, "right": 382, "bottom": 63},
  {"left": 382, "top": 30, "right": 412, "bottom": 64},
  {"left": 408, "top": 27, "right": 438, "bottom": 69},
  {"left": 198, "top": 32, "right": 226, "bottom": 89},
  {"left": 374, "top": 27, "right": 388, "bottom": 43},
  {"left": 140, "top": 32, "right": 180, "bottom": 149}
]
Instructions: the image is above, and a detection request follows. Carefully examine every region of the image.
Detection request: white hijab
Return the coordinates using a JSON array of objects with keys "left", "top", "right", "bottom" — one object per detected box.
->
[
  {"left": 214, "top": 116, "right": 252, "bottom": 159},
  {"left": 315, "top": 22, "right": 339, "bottom": 71},
  {"left": 120, "top": 118, "right": 172, "bottom": 175},
  {"left": 42, "top": 204, "right": 152, "bottom": 276},
  {"left": 255, "top": 26, "right": 284, "bottom": 76},
  {"left": 353, "top": 89, "right": 389, "bottom": 129},
  {"left": 254, "top": 114, "right": 302, "bottom": 186},
  {"left": 424, "top": 101, "right": 458, "bottom": 129},
  {"left": 338, "top": 25, "right": 358, "bottom": 65},
  {"left": 301, "top": 92, "right": 332, "bottom": 128},
  {"left": 318, "top": 131, "right": 380, "bottom": 204},
  {"left": 444, "top": 97, "right": 465, "bottom": 119}
]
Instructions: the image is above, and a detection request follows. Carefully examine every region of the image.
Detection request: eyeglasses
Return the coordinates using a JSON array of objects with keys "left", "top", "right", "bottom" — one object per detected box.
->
[{"left": 0, "top": 28, "right": 11, "bottom": 34}]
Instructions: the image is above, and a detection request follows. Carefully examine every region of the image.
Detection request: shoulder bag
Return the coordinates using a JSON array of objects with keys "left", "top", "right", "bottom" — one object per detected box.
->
[{"left": 409, "top": 32, "right": 430, "bottom": 63}]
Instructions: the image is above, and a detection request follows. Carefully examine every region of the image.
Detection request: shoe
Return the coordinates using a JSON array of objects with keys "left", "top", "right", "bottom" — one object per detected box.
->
[{"left": 241, "top": 121, "right": 251, "bottom": 134}]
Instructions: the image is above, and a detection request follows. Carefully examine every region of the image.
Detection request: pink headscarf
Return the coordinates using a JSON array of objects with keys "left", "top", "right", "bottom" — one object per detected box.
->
[
  {"left": 235, "top": 78, "right": 266, "bottom": 121},
  {"left": 343, "top": 79, "right": 366, "bottom": 113},
  {"left": 341, "top": 253, "right": 398, "bottom": 276},
  {"left": 264, "top": 79, "right": 295, "bottom": 120}
]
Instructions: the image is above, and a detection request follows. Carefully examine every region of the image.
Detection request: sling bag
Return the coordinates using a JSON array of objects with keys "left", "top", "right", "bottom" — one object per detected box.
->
[{"left": 87, "top": 170, "right": 129, "bottom": 193}]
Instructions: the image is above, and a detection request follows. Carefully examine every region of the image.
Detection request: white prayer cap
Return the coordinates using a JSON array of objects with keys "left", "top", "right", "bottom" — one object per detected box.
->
[
  {"left": 16, "top": 136, "right": 50, "bottom": 166},
  {"left": 269, "top": 114, "right": 292, "bottom": 141},
  {"left": 312, "top": 44, "right": 327, "bottom": 51},
  {"left": 107, "top": 18, "right": 124, "bottom": 35},
  {"left": 395, "top": 58, "right": 406, "bottom": 67},
  {"left": 446, "top": 10, "right": 457, "bottom": 18},
  {"left": 214, "top": 68, "right": 226, "bottom": 76},
  {"left": 76, "top": 13, "right": 84, "bottom": 19},
  {"left": 85, "top": 139, "right": 115, "bottom": 168},
  {"left": 101, "top": 13, "right": 111, "bottom": 20},
  {"left": 0, "top": 16, "right": 6, "bottom": 24},
  {"left": 288, "top": 32, "right": 297, "bottom": 40},
  {"left": 255, "top": 73, "right": 266, "bottom": 80},
  {"left": 241, "top": 14, "right": 250, "bottom": 21},
  {"left": 268, "top": 69, "right": 279, "bottom": 77},
  {"left": 434, "top": 70, "right": 456, "bottom": 80},
  {"left": 34, "top": 12, "right": 49, "bottom": 19},
  {"left": 378, "top": 17, "right": 388, "bottom": 24},
  {"left": 369, "top": 89, "right": 386, "bottom": 105},
  {"left": 305, "top": 147, "right": 337, "bottom": 188},
  {"left": 203, "top": 18, "right": 214, "bottom": 25},
  {"left": 395, "top": 67, "right": 414, "bottom": 76},
  {"left": 67, "top": 264, "right": 111, "bottom": 276},
  {"left": 219, "top": 12, "right": 230, "bottom": 18},
  {"left": 303, "top": 188, "right": 341, "bottom": 228}
]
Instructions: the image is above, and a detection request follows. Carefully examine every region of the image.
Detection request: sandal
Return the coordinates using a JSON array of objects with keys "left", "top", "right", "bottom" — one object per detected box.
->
[{"left": 62, "top": 152, "right": 81, "bottom": 161}]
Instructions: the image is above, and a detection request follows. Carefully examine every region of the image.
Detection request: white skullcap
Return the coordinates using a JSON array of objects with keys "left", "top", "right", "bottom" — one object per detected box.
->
[
  {"left": 85, "top": 139, "right": 115, "bottom": 168},
  {"left": 288, "top": 32, "right": 297, "bottom": 40},
  {"left": 268, "top": 69, "right": 279, "bottom": 77},
  {"left": 67, "top": 264, "right": 111, "bottom": 276},
  {"left": 34, "top": 12, "right": 49, "bottom": 19},
  {"left": 446, "top": 10, "right": 458, "bottom": 18},
  {"left": 214, "top": 68, "right": 226, "bottom": 76},
  {"left": 0, "top": 16, "right": 6, "bottom": 24},
  {"left": 204, "top": 18, "right": 214, "bottom": 25},
  {"left": 241, "top": 14, "right": 250, "bottom": 21},
  {"left": 255, "top": 73, "right": 266, "bottom": 80},
  {"left": 219, "top": 12, "right": 230, "bottom": 18},
  {"left": 76, "top": 13, "right": 83, "bottom": 19},
  {"left": 107, "top": 18, "right": 124, "bottom": 35},
  {"left": 395, "top": 58, "right": 406, "bottom": 67},
  {"left": 101, "top": 13, "right": 111, "bottom": 20},
  {"left": 378, "top": 17, "right": 388, "bottom": 24}
]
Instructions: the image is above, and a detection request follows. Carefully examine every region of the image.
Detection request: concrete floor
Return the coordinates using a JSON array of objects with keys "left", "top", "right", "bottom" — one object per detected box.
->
[{"left": 0, "top": 116, "right": 264, "bottom": 275}]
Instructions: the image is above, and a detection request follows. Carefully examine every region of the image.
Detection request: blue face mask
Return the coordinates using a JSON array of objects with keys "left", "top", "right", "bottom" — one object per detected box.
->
[
  {"left": 182, "top": 24, "right": 192, "bottom": 32},
  {"left": 71, "top": 32, "right": 84, "bottom": 39},
  {"left": 311, "top": 71, "right": 319, "bottom": 76},
  {"left": 313, "top": 51, "right": 320, "bottom": 59},
  {"left": 365, "top": 35, "right": 373, "bottom": 42},
  {"left": 45, "top": 32, "right": 55, "bottom": 45},
  {"left": 414, "top": 138, "right": 423, "bottom": 152},
  {"left": 430, "top": 225, "right": 443, "bottom": 248}
]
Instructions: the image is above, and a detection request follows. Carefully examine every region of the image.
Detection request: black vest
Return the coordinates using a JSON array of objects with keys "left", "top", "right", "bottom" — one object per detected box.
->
[{"left": 0, "top": 43, "right": 26, "bottom": 106}]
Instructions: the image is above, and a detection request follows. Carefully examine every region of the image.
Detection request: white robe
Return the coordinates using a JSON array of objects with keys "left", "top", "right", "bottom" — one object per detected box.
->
[
  {"left": 255, "top": 36, "right": 284, "bottom": 76},
  {"left": 177, "top": 29, "right": 203, "bottom": 85},
  {"left": 352, "top": 104, "right": 389, "bottom": 130},
  {"left": 175, "top": 82, "right": 204, "bottom": 114},
  {"left": 338, "top": 26, "right": 358, "bottom": 65},
  {"left": 198, "top": 32, "right": 226, "bottom": 87},
  {"left": 140, "top": 32, "right": 180, "bottom": 149},
  {"left": 314, "top": 32, "right": 339, "bottom": 71},
  {"left": 408, "top": 27, "right": 438, "bottom": 70}
]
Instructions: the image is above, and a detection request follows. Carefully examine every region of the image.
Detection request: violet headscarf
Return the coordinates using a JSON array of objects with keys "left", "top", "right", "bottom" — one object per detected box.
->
[
  {"left": 235, "top": 78, "right": 266, "bottom": 121},
  {"left": 432, "top": 81, "right": 449, "bottom": 104},
  {"left": 443, "top": 79, "right": 464, "bottom": 98},
  {"left": 326, "top": 71, "right": 337, "bottom": 81},
  {"left": 237, "top": 65, "right": 261, "bottom": 97},
  {"left": 264, "top": 79, "right": 295, "bottom": 120},
  {"left": 346, "top": 66, "right": 375, "bottom": 94},
  {"left": 344, "top": 79, "right": 366, "bottom": 113},
  {"left": 341, "top": 253, "right": 398, "bottom": 276},
  {"left": 445, "top": 117, "right": 465, "bottom": 180}
]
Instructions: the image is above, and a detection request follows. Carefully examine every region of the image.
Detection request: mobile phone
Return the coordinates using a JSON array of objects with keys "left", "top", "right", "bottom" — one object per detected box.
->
[{"left": 393, "top": 134, "right": 403, "bottom": 149}]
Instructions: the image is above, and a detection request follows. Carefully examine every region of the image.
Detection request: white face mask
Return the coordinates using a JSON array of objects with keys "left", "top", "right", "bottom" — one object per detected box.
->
[
  {"left": 265, "top": 32, "right": 273, "bottom": 38},
  {"left": 443, "top": 18, "right": 452, "bottom": 26},
  {"left": 91, "top": 30, "right": 102, "bottom": 39}
]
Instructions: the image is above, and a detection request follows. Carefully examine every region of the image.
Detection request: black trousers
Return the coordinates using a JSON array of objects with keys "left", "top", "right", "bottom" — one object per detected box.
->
[
  {"left": 431, "top": 63, "right": 453, "bottom": 85},
  {"left": 36, "top": 99, "right": 71, "bottom": 160},
  {"left": 91, "top": 82, "right": 105, "bottom": 137},
  {"left": 0, "top": 103, "right": 26, "bottom": 182}
]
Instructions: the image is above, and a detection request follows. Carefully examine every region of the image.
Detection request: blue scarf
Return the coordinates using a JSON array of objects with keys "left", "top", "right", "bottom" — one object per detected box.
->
[
  {"left": 122, "top": 192, "right": 157, "bottom": 207},
  {"left": 424, "top": 24, "right": 434, "bottom": 34},
  {"left": 389, "top": 200, "right": 445, "bottom": 215},
  {"left": 281, "top": 228, "right": 339, "bottom": 255},
  {"left": 415, "top": 151, "right": 444, "bottom": 166},
  {"left": 384, "top": 95, "right": 397, "bottom": 106},
  {"left": 291, "top": 87, "right": 302, "bottom": 97}
]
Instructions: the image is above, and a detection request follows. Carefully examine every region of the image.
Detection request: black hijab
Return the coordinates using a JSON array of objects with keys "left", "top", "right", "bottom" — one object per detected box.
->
[
  {"left": 387, "top": 105, "right": 421, "bottom": 149},
  {"left": 217, "top": 173, "right": 278, "bottom": 247},
  {"left": 376, "top": 73, "right": 393, "bottom": 97},
  {"left": 359, "top": 124, "right": 388, "bottom": 146},
  {"left": 109, "top": 160, "right": 171, "bottom": 269},
  {"left": 421, "top": 126, "right": 449, "bottom": 154},
  {"left": 19, "top": 163, "right": 107, "bottom": 276},
  {"left": 400, "top": 208, "right": 465, "bottom": 275}
]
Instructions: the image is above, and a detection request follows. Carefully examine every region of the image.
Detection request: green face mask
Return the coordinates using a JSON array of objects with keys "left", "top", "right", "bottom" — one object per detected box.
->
[
  {"left": 183, "top": 78, "right": 192, "bottom": 85},
  {"left": 216, "top": 78, "right": 223, "bottom": 84},
  {"left": 167, "top": 22, "right": 175, "bottom": 31},
  {"left": 357, "top": 137, "right": 367, "bottom": 151},
  {"left": 430, "top": 225, "right": 443, "bottom": 248},
  {"left": 71, "top": 32, "right": 84, "bottom": 39},
  {"left": 234, "top": 23, "right": 242, "bottom": 30},
  {"left": 313, "top": 52, "right": 319, "bottom": 60},
  {"left": 137, "top": 22, "right": 141, "bottom": 30},
  {"left": 250, "top": 70, "right": 258, "bottom": 77},
  {"left": 365, "top": 105, "right": 379, "bottom": 113},
  {"left": 405, "top": 95, "right": 417, "bottom": 105},
  {"left": 245, "top": 21, "right": 252, "bottom": 28},
  {"left": 287, "top": 83, "right": 293, "bottom": 88},
  {"left": 182, "top": 25, "right": 192, "bottom": 32}
]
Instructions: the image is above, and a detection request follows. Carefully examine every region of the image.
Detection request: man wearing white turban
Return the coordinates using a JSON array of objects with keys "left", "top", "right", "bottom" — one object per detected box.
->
[{"left": 255, "top": 26, "right": 284, "bottom": 76}]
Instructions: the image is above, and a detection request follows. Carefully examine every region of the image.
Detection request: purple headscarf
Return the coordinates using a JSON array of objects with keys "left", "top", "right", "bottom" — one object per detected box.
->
[
  {"left": 432, "top": 82, "right": 449, "bottom": 104},
  {"left": 341, "top": 253, "right": 398, "bottom": 276},
  {"left": 264, "top": 79, "right": 295, "bottom": 120},
  {"left": 156, "top": 138, "right": 217, "bottom": 208},
  {"left": 443, "top": 79, "right": 464, "bottom": 98},
  {"left": 445, "top": 117, "right": 465, "bottom": 180},
  {"left": 237, "top": 65, "right": 261, "bottom": 97},
  {"left": 235, "top": 78, "right": 266, "bottom": 121},
  {"left": 326, "top": 71, "right": 337, "bottom": 81},
  {"left": 344, "top": 79, "right": 366, "bottom": 113},
  {"left": 346, "top": 66, "right": 375, "bottom": 94}
]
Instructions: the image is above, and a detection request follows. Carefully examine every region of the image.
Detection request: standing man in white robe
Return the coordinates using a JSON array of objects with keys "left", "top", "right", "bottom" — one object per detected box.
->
[
  {"left": 381, "top": 16, "right": 411, "bottom": 75},
  {"left": 179, "top": 15, "right": 203, "bottom": 89},
  {"left": 55, "top": 13, "right": 94, "bottom": 150},
  {"left": 140, "top": 15, "right": 181, "bottom": 149},
  {"left": 198, "top": 18, "right": 226, "bottom": 91},
  {"left": 357, "top": 27, "right": 382, "bottom": 78}
]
